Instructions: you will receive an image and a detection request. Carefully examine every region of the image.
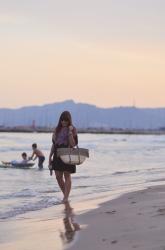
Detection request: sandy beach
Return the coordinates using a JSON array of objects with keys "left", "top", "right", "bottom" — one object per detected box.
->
[
  {"left": 67, "top": 185, "right": 165, "bottom": 250},
  {"left": 1, "top": 185, "right": 165, "bottom": 250}
]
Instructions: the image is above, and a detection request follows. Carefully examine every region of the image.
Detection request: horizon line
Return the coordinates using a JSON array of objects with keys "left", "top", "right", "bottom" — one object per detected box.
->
[{"left": 0, "top": 100, "right": 165, "bottom": 110}]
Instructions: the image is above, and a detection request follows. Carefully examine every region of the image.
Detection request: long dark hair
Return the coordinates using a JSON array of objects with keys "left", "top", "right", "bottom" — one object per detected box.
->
[{"left": 55, "top": 111, "right": 73, "bottom": 134}]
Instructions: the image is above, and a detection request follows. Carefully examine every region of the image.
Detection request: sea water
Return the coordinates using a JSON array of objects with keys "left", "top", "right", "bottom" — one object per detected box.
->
[{"left": 0, "top": 132, "right": 165, "bottom": 220}]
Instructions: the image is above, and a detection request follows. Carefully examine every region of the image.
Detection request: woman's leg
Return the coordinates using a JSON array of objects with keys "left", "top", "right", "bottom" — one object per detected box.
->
[
  {"left": 63, "top": 172, "right": 72, "bottom": 202},
  {"left": 55, "top": 171, "right": 65, "bottom": 194}
]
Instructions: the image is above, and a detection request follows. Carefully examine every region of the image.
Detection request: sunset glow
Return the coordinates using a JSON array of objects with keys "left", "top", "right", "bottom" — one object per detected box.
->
[{"left": 0, "top": 0, "right": 165, "bottom": 108}]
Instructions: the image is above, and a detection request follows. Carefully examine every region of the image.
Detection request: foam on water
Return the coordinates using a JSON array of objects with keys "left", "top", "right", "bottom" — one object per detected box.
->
[{"left": 0, "top": 196, "right": 61, "bottom": 219}]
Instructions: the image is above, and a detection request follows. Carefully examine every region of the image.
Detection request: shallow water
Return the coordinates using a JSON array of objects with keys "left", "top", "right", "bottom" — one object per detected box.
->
[{"left": 0, "top": 132, "right": 165, "bottom": 220}]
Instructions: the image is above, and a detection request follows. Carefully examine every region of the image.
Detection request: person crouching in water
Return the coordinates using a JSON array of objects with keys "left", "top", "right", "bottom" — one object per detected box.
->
[{"left": 30, "top": 143, "right": 45, "bottom": 169}]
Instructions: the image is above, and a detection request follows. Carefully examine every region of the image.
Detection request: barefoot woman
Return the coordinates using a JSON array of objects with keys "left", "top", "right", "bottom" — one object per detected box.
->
[{"left": 49, "top": 111, "right": 78, "bottom": 202}]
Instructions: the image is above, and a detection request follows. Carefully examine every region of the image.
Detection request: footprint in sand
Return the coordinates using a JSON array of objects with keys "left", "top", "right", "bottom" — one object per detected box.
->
[
  {"left": 157, "top": 208, "right": 165, "bottom": 215},
  {"left": 149, "top": 225, "right": 157, "bottom": 229},
  {"left": 131, "top": 201, "right": 136, "bottom": 204},
  {"left": 111, "top": 240, "right": 118, "bottom": 244},
  {"left": 105, "top": 210, "right": 116, "bottom": 214}
]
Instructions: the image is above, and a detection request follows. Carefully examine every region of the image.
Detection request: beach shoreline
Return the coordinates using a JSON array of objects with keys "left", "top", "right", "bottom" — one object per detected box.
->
[{"left": 1, "top": 185, "right": 165, "bottom": 250}]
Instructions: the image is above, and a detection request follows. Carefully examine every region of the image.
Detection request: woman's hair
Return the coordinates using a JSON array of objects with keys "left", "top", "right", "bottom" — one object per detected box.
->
[{"left": 56, "top": 111, "right": 73, "bottom": 134}]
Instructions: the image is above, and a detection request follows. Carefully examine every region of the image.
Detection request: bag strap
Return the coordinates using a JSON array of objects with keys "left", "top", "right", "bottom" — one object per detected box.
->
[{"left": 68, "top": 131, "right": 81, "bottom": 164}]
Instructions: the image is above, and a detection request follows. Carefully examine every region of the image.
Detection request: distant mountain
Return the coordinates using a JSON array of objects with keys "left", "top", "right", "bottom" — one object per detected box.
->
[{"left": 0, "top": 100, "right": 165, "bottom": 129}]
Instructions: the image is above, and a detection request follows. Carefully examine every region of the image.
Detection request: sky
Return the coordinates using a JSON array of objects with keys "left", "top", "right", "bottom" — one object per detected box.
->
[{"left": 0, "top": 0, "right": 165, "bottom": 108}]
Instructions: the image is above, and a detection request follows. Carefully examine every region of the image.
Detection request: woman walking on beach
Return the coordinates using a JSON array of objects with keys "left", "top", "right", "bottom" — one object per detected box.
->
[{"left": 49, "top": 111, "right": 78, "bottom": 202}]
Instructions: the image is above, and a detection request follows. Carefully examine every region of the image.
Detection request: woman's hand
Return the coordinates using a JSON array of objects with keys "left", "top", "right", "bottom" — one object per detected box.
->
[
  {"left": 49, "top": 158, "right": 52, "bottom": 166},
  {"left": 68, "top": 126, "right": 76, "bottom": 147},
  {"left": 69, "top": 125, "right": 73, "bottom": 132}
]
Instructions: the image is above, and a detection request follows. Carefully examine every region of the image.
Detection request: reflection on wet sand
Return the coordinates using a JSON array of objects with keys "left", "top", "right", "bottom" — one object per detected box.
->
[{"left": 60, "top": 201, "right": 80, "bottom": 244}]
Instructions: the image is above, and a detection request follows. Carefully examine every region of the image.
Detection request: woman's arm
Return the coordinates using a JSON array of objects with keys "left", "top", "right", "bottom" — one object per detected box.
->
[
  {"left": 49, "top": 131, "right": 56, "bottom": 164},
  {"left": 68, "top": 126, "right": 77, "bottom": 147},
  {"left": 49, "top": 144, "right": 55, "bottom": 165}
]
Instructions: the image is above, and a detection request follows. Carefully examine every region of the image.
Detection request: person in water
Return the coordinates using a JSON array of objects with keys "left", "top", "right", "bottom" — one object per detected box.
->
[
  {"left": 48, "top": 111, "right": 78, "bottom": 203},
  {"left": 2, "top": 152, "right": 29, "bottom": 165},
  {"left": 29, "top": 143, "right": 45, "bottom": 169}
]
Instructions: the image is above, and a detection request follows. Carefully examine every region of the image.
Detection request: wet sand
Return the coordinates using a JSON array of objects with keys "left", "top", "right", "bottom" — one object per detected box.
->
[
  {"left": 0, "top": 198, "right": 97, "bottom": 250},
  {"left": 1, "top": 185, "right": 165, "bottom": 250}
]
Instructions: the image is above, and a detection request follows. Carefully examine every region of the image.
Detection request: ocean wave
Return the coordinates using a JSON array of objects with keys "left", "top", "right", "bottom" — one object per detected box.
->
[
  {"left": 112, "top": 170, "right": 139, "bottom": 175},
  {"left": 0, "top": 189, "right": 38, "bottom": 200},
  {"left": 0, "top": 197, "right": 60, "bottom": 220},
  {"left": 40, "top": 189, "right": 58, "bottom": 194},
  {"left": 0, "top": 188, "right": 59, "bottom": 200},
  {"left": 74, "top": 185, "right": 91, "bottom": 189},
  {"left": 74, "top": 175, "right": 89, "bottom": 180},
  {"left": 146, "top": 178, "right": 165, "bottom": 183}
]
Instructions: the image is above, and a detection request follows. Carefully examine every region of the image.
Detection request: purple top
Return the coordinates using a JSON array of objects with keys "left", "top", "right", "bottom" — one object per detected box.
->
[
  {"left": 55, "top": 127, "right": 69, "bottom": 145},
  {"left": 52, "top": 126, "right": 78, "bottom": 146}
]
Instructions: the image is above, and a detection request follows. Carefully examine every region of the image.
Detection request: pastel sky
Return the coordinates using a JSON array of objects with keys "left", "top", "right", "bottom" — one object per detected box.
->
[{"left": 0, "top": 0, "right": 165, "bottom": 108}]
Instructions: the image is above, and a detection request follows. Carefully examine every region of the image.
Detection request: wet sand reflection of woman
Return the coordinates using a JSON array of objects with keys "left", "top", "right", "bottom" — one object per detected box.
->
[{"left": 60, "top": 201, "right": 80, "bottom": 244}]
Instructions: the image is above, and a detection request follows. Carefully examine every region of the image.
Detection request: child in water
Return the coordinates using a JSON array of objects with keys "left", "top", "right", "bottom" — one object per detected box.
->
[
  {"left": 29, "top": 143, "right": 45, "bottom": 169},
  {"left": 2, "top": 152, "right": 29, "bottom": 165}
]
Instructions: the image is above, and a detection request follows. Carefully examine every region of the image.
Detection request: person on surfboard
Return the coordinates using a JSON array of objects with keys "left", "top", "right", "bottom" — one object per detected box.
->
[{"left": 2, "top": 152, "right": 30, "bottom": 165}]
